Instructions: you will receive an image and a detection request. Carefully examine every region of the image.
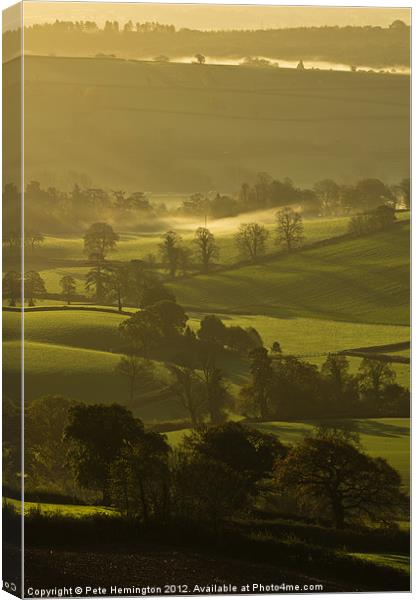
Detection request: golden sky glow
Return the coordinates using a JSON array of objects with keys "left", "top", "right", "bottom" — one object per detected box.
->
[{"left": 22, "top": 2, "right": 410, "bottom": 31}]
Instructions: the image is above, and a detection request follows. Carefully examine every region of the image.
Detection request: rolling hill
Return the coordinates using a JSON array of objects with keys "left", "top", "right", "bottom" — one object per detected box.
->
[
  {"left": 170, "top": 221, "right": 410, "bottom": 326},
  {"left": 4, "top": 55, "right": 409, "bottom": 191}
]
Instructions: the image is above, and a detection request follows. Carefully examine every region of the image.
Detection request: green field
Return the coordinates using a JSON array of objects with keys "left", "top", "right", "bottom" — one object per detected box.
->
[
  {"left": 4, "top": 309, "right": 126, "bottom": 351},
  {"left": 3, "top": 215, "right": 410, "bottom": 415},
  {"left": 166, "top": 418, "right": 410, "bottom": 487},
  {"left": 34, "top": 214, "right": 353, "bottom": 294},
  {"left": 2, "top": 339, "right": 181, "bottom": 419},
  {"left": 171, "top": 221, "right": 410, "bottom": 325},
  {"left": 4, "top": 497, "right": 116, "bottom": 518},
  {"left": 350, "top": 553, "right": 410, "bottom": 575},
  {"left": 14, "top": 56, "right": 409, "bottom": 191}
]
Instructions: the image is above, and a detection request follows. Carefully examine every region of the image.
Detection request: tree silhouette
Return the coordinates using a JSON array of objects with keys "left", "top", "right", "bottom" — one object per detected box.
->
[
  {"left": 275, "top": 207, "right": 304, "bottom": 251},
  {"left": 83, "top": 222, "right": 119, "bottom": 260},
  {"left": 240, "top": 347, "right": 274, "bottom": 419},
  {"left": 116, "top": 355, "right": 155, "bottom": 403},
  {"left": 65, "top": 404, "right": 144, "bottom": 504},
  {"left": 159, "top": 231, "right": 182, "bottom": 278},
  {"left": 169, "top": 364, "right": 207, "bottom": 426},
  {"left": 60, "top": 275, "right": 76, "bottom": 305},
  {"left": 276, "top": 427, "right": 406, "bottom": 528},
  {"left": 235, "top": 222, "right": 269, "bottom": 262},
  {"left": 194, "top": 227, "right": 219, "bottom": 273},
  {"left": 24, "top": 271, "right": 46, "bottom": 306},
  {"left": 85, "top": 255, "right": 109, "bottom": 303},
  {"left": 358, "top": 358, "right": 396, "bottom": 401},
  {"left": 3, "top": 271, "right": 21, "bottom": 306},
  {"left": 119, "top": 310, "right": 161, "bottom": 358}
]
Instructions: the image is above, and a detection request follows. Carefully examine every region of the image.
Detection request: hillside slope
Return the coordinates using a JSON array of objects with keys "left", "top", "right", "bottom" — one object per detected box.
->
[
  {"left": 170, "top": 222, "right": 410, "bottom": 325},
  {"left": 8, "top": 56, "right": 410, "bottom": 190}
]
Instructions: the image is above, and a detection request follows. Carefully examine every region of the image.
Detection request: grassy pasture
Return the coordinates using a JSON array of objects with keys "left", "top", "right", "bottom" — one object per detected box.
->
[
  {"left": 4, "top": 497, "right": 116, "bottom": 518},
  {"left": 188, "top": 313, "right": 409, "bottom": 356},
  {"left": 188, "top": 312, "right": 410, "bottom": 386},
  {"left": 171, "top": 222, "right": 410, "bottom": 325},
  {"left": 4, "top": 309, "right": 126, "bottom": 352},
  {"left": 350, "top": 553, "right": 410, "bottom": 575},
  {"left": 19, "top": 57, "right": 410, "bottom": 191},
  {"left": 3, "top": 340, "right": 181, "bottom": 420},
  {"left": 166, "top": 418, "right": 410, "bottom": 487},
  {"left": 34, "top": 214, "right": 352, "bottom": 293}
]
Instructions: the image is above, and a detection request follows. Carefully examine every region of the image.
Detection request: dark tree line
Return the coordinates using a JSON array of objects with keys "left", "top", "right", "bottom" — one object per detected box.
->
[
  {"left": 119, "top": 310, "right": 263, "bottom": 424},
  {"left": 4, "top": 396, "right": 407, "bottom": 530},
  {"left": 241, "top": 350, "right": 409, "bottom": 421},
  {"left": 62, "top": 404, "right": 407, "bottom": 530},
  {"left": 2, "top": 182, "right": 165, "bottom": 236},
  {"left": 178, "top": 175, "right": 409, "bottom": 222}
]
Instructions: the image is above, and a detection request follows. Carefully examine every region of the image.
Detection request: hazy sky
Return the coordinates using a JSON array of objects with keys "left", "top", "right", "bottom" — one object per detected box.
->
[{"left": 21, "top": 3, "right": 411, "bottom": 31}]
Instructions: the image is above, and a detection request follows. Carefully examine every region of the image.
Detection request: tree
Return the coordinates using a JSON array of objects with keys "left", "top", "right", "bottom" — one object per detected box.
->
[
  {"left": 321, "top": 354, "right": 358, "bottom": 415},
  {"left": 110, "top": 432, "right": 170, "bottom": 520},
  {"left": 195, "top": 53, "right": 206, "bottom": 64},
  {"left": 172, "top": 454, "right": 245, "bottom": 534},
  {"left": 184, "top": 422, "right": 286, "bottom": 489},
  {"left": 106, "top": 264, "right": 131, "bottom": 311},
  {"left": 271, "top": 341, "right": 282, "bottom": 354},
  {"left": 313, "top": 179, "right": 340, "bottom": 215},
  {"left": 358, "top": 358, "right": 396, "bottom": 401},
  {"left": 65, "top": 404, "right": 144, "bottom": 504},
  {"left": 321, "top": 354, "right": 350, "bottom": 394},
  {"left": 159, "top": 231, "right": 182, "bottom": 278},
  {"left": 197, "top": 314, "right": 227, "bottom": 347},
  {"left": 148, "top": 300, "right": 188, "bottom": 339},
  {"left": 3, "top": 271, "right": 21, "bottom": 306},
  {"left": 116, "top": 355, "right": 155, "bottom": 404},
  {"left": 127, "top": 260, "right": 175, "bottom": 308},
  {"left": 177, "top": 246, "right": 193, "bottom": 276},
  {"left": 24, "top": 271, "right": 46, "bottom": 306},
  {"left": 119, "top": 310, "right": 161, "bottom": 358},
  {"left": 355, "top": 179, "right": 393, "bottom": 210},
  {"left": 389, "top": 19, "right": 407, "bottom": 29},
  {"left": 235, "top": 222, "right": 269, "bottom": 262},
  {"left": 85, "top": 256, "right": 108, "bottom": 303},
  {"left": 275, "top": 207, "right": 304, "bottom": 251},
  {"left": 269, "top": 355, "right": 321, "bottom": 420},
  {"left": 83, "top": 222, "right": 119, "bottom": 260},
  {"left": 240, "top": 347, "right": 274, "bottom": 419},
  {"left": 200, "top": 361, "right": 231, "bottom": 425},
  {"left": 60, "top": 275, "right": 76, "bottom": 305},
  {"left": 276, "top": 428, "right": 407, "bottom": 528},
  {"left": 226, "top": 326, "right": 261, "bottom": 354},
  {"left": 194, "top": 227, "right": 218, "bottom": 273},
  {"left": 169, "top": 364, "right": 207, "bottom": 426},
  {"left": 25, "top": 395, "right": 76, "bottom": 488}
]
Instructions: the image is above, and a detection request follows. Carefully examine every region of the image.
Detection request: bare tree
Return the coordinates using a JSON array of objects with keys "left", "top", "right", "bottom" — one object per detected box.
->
[
  {"left": 235, "top": 223, "right": 269, "bottom": 263},
  {"left": 194, "top": 227, "right": 219, "bottom": 272},
  {"left": 116, "top": 355, "right": 155, "bottom": 403},
  {"left": 275, "top": 208, "right": 304, "bottom": 251},
  {"left": 169, "top": 364, "right": 207, "bottom": 426}
]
